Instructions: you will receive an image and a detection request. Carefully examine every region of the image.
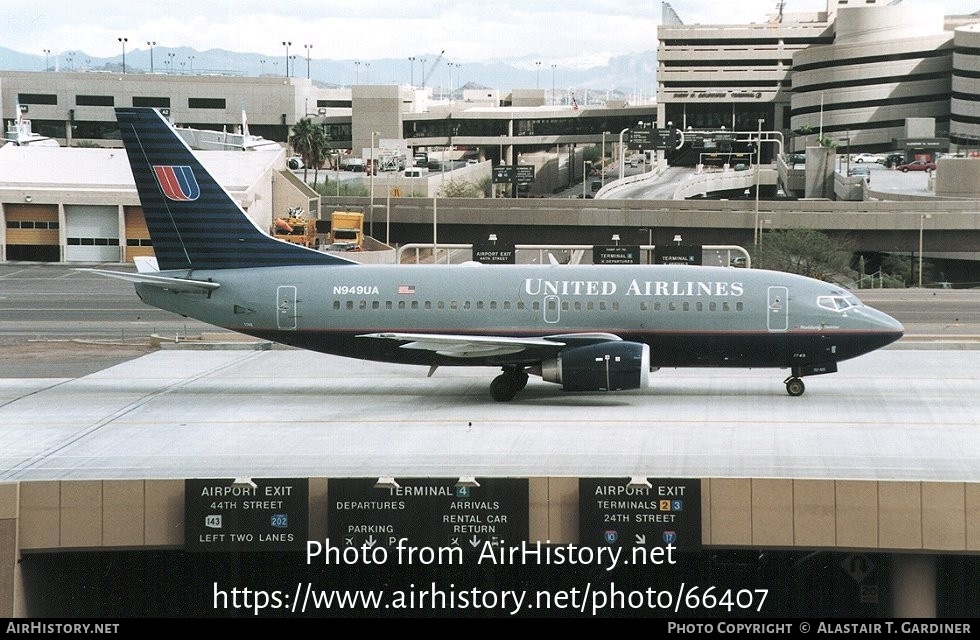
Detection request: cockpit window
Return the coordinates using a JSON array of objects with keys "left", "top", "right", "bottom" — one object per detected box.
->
[{"left": 817, "top": 295, "right": 861, "bottom": 312}]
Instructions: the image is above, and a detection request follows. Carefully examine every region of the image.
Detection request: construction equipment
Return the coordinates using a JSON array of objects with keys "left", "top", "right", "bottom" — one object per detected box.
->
[
  {"left": 271, "top": 207, "right": 318, "bottom": 248},
  {"left": 421, "top": 50, "right": 445, "bottom": 88},
  {"left": 328, "top": 210, "right": 364, "bottom": 250}
]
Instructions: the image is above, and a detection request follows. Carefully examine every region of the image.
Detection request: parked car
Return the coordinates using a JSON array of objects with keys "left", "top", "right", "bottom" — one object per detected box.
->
[
  {"left": 897, "top": 160, "right": 936, "bottom": 172},
  {"left": 848, "top": 165, "right": 871, "bottom": 183},
  {"left": 851, "top": 153, "right": 880, "bottom": 164},
  {"left": 883, "top": 153, "right": 905, "bottom": 168},
  {"left": 788, "top": 153, "right": 806, "bottom": 165}
]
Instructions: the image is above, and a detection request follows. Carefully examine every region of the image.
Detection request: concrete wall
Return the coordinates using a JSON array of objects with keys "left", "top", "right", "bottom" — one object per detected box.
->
[{"left": 3, "top": 478, "right": 977, "bottom": 616}]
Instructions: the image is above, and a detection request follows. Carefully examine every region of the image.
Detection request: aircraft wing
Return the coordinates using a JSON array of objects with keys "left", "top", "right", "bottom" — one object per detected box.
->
[
  {"left": 360, "top": 332, "right": 622, "bottom": 359},
  {"left": 78, "top": 268, "right": 221, "bottom": 293}
]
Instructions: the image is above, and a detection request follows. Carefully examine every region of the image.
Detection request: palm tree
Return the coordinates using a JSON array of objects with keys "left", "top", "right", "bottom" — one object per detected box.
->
[
  {"left": 288, "top": 117, "right": 319, "bottom": 183},
  {"left": 310, "top": 130, "right": 331, "bottom": 189}
]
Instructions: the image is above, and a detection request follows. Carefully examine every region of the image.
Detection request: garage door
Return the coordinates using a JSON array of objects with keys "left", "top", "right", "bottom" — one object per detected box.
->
[
  {"left": 3, "top": 203, "right": 60, "bottom": 261},
  {"left": 64, "top": 205, "right": 120, "bottom": 262},
  {"left": 123, "top": 206, "right": 154, "bottom": 262}
]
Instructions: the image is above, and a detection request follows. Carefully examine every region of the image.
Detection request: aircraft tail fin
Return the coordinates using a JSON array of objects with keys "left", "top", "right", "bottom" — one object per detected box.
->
[{"left": 115, "top": 107, "right": 353, "bottom": 271}]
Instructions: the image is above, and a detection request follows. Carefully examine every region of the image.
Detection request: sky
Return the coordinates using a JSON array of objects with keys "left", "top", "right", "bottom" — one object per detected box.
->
[{"left": 6, "top": 1, "right": 979, "bottom": 69}]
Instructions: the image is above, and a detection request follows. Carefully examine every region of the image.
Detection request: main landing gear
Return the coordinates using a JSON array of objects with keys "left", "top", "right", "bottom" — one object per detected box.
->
[
  {"left": 490, "top": 366, "right": 529, "bottom": 402},
  {"left": 784, "top": 376, "right": 806, "bottom": 397}
]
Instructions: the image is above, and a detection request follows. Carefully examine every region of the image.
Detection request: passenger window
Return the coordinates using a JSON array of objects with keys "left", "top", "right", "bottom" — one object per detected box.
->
[
  {"left": 346, "top": 301, "right": 354, "bottom": 310},
  {"left": 696, "top": 302, "right": 703, "bottom": 311},
  {"left": 411, "top": 301, "right": 419, "bottom": 309},
  {"left": 398, "top": 301, "right": 406, "bottom": 309},
  {"left": 385, "top": 300, "right": 393, "bottom": 310},
  {"left": 333, "top": 301, "right": 340, "bottom": 310},
  {"left": 682, "top": 302, "right": 689, "bottom": 311},
  {"left": 372, "top": 301, "right": 379, "bottom": 310},
  {"left": 709, "top": 302, "right": 716, "bottom": 312},
  {"left": 736, "top": 302, "right": 743, "bottom": 312}
]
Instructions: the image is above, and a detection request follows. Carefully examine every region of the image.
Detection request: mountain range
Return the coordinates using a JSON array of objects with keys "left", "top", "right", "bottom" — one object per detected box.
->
[{"left": 0, "top": 46, "right": 658, "bottom": 103}]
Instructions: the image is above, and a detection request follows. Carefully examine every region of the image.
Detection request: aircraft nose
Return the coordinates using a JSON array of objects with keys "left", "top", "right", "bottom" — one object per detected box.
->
[{"left": 869, "top": 307, "right": 905, "bottom": 340}]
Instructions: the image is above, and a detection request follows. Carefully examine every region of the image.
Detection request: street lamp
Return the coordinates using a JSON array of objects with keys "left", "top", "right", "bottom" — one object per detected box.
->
[
  {"left": 168, "top": 52, "right": 175, "bottom": 74},
  {"left": 147, "top": 41, "right": 156, "bottom": 73},
  {"left": 282, "top": 41, "right": 291, "bottom": 77},
  {"left": 618, "top": 127, "right": 630, "bottom": 180},
  {"left": 354, "top": 60, "right": 361, "bottom": 84},
  {"left": 304, "top": 44, "right": 312, "bottom": 79},
  {"left": 408, "top": 56, "right": 416, "bottom": 86},
  {"left": 601, "top": 131, "right": 610, "bottom": 186},
  {"left": 918, "top": 214, "right": 932, "bottom": 288},
  {"left": 535, "top": 61, "right": 541, "bottom": 89},
  {"left": 290, "top": 55, "right": 298, "bottom": 78},
  {"left": 187, "top": 55, "right": 194, "bottom": 74},
  {"left": 118, "top": 37, "right": 128, "bottom": 73},
  {"left": 551, "top": 64, "right": 556, "bottom": 106},
  {"left": 43, "top": 49, "right": 50, "bottom": 71},
  {"left": 754, "top": 118, "right": 764, "bottom": 245},
  {"left": 365, "top": 61, "right": 371, "bottom": 84},
  {"left": 369, "top": 131, "right": 379, "bottom": 237}
]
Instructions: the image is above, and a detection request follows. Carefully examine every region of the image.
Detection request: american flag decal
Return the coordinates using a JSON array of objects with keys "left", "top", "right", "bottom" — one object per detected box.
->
[
  {"left": 397, "top": 284, "right": 416, "bottom": 295},
  {"left": 152, "top": 165, "right": 200, "bottom": 201}
]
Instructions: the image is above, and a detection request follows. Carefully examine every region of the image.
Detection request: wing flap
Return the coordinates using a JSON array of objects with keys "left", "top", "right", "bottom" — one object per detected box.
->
[{"left": 359, "top": 332, "right": 623, "bottom": 360}]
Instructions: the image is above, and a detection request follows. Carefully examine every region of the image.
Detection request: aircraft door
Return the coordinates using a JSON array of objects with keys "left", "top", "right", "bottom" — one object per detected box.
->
[
  {"left": 543, "top": 295, "right": 560, "bottom": 324},
  {"left": 277, "top": 285, "right": 298, "bottom": 330},
  {"left": 767, "top": 286, "right": 788, "bottom": 332}
]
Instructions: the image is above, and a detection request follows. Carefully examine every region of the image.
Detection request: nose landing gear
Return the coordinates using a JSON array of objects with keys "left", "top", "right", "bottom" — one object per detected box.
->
[{"left": 784, "top": 376, "right": 806, "bottom": 397}]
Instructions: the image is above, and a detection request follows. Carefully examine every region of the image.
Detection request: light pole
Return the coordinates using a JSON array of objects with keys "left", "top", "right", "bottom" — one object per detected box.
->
[
  {"left": 354, "top": 60, "right": 361, "bottom": 84},
  {"left": 282, "top": 41, "right": 291, "bottom": 77},
  {"left": 535, "top": 61, "right": 541, "bottom": 89},
  {"left": 601, "top": 131, "right": 610, "bottom": 186},
  {"left": 43, "top": 49, "right": 50, "bottom": 71},
  {"left": 754, "top": 118, "right": 764, "bottom": 245},
  {"left": 618, "top": 127, "right": 629, "bottom": 180},
  {"left": 409, "top": 56, "right": 416, "bottom": 86},
  {"left": 118, "top": 37, "right": 128, "bottom": 73},
  {"left": 365, "top": 62, "right": 371, "bottom": 84},
  {"left": 290, "top": 55, "right": 298, "bottom": 78},
  {"left": 551, "top": 64, "right": 556, "bottom": 106},
  {"left": 304, "top": 44, "right": 312, "bottom": 79},
  {"left": 147, "top": 41, "right": 156, "bottom": 73},
  {"left": 918, "top": 213, "right": 932, "bottom": 288},
  {"left": 187, "top": 55, "right": 194, "bottom": 74},
  {"left": 168, "top": 52, "right": 176, "bottom": 74},
  {"left": 369, "top": 131, "right": 379, "bottom": 237}
]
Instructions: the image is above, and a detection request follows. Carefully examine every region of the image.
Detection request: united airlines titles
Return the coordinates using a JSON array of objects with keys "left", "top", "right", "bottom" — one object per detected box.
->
[{"left": 523, "top": 279, "right": 744, "bottom": 297}]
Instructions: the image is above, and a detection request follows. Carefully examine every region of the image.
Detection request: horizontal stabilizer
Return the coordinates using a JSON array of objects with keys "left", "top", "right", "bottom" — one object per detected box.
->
[{"left": 77, "top": 268, "right": 220, "bottom": 293}]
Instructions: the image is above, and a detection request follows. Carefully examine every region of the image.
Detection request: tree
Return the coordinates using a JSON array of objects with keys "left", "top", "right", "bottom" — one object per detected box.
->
[
  {"left": 288, "top": 117, "right": 323, "bottom": 184},
  {"left": 751, "top": 228, "right": 857, "bottom": 284}
]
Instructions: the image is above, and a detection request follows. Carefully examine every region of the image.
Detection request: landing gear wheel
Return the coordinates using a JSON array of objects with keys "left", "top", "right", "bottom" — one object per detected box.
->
[
  {"left": 489, "top": 367, "right": 527, "bottom": 402},
  {"left": 785, "top": 377, "right": 805, "bottom": 397},
  {"left": 514, "top": 369, "right": 529, "bottom": 391},
  {"left": 490, "top": 374, "right": 519, "bottom": 402}
]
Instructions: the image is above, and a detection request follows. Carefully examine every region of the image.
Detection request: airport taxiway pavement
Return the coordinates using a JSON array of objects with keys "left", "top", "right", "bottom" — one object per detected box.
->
[{"left": 1, "top": 346, "right": 976, "bottom": 483}]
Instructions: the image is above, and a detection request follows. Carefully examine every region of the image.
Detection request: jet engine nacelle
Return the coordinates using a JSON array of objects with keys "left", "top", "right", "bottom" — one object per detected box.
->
[{"left": 541, "top": 342, "right": 650, "bottom": 392}]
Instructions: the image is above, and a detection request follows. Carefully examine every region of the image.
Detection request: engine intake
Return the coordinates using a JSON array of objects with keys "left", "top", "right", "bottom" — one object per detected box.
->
[{"left": 541, "top": 342, "right": 650, "bottom": 392}]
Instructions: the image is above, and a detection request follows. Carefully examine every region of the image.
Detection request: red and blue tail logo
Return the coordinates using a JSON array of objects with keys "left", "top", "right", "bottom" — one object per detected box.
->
[{"left": 152, "top": 165, "right": 200, "bottom": 201}]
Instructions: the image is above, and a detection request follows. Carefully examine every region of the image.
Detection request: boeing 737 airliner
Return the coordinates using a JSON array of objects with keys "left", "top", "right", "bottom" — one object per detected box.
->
[{"left": 87, "top": 108, "right": 904, "bottom": 401}]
